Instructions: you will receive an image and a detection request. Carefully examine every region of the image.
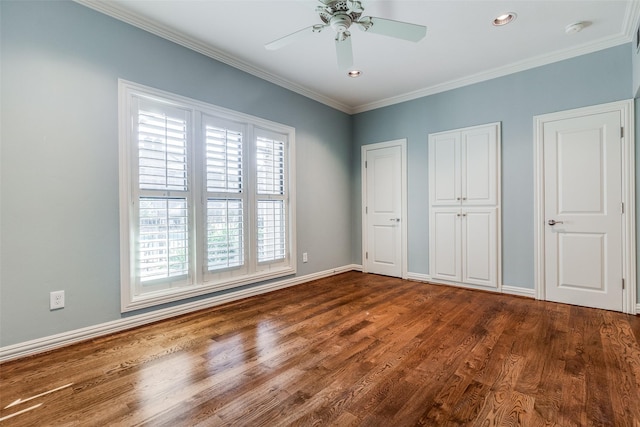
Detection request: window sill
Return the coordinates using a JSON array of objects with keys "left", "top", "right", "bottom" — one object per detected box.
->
[{"left": 122, "top": 266, "right": 296, "bottom": 312}]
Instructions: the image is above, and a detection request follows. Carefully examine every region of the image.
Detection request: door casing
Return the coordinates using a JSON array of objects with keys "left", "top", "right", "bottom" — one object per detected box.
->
[
  {"left": 533, "top": 100, "right": 636, "bottom": 314},
  {"left": 361, "top": 139, "right": 408, "bottom": 278}
]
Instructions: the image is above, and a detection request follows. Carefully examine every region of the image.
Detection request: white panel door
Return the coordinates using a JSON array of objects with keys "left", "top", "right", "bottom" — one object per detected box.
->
[
  {"left": 430, "top": 208, "right": 462, "bottom": 282},
  {"left": 462, "top": 207, "right": 497, "bottom": 288},
  {"left": 543, "top": 111, "right": 623, "bottom": 311},
  {"left": 462, "top": 126, "right": 498, "bottom": 206},
  {"left": 365, "top": 145, "right": 403, "bottom": 277},
  {"left": 429, "top": 132, "right": 460, "bottom": 206}
]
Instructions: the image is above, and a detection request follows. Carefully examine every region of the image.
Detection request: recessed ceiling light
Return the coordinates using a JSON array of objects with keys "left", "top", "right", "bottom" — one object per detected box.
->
[
  {"left": 347, "top": 70, "right": 362, "bottom": 78},
  {"left": 493, "top": 12, "right": 517, "bottom": 26}
]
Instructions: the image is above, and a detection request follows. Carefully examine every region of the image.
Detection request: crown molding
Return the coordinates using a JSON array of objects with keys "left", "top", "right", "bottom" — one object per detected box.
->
[
  {"left": 623, "top": 0, "right": 640, "bottom": 39},
  {"left": 75, "top": 0, "right": 639, "bottom": 116},
  {"left": 73, "top": 0, "right": 353, "bottom": 114},
  {"left": 352, "top": 31, "right": 633, "bottom": 114}
]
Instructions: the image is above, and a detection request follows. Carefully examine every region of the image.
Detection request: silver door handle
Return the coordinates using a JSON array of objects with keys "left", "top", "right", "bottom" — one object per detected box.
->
[
  {"left": 389, "top": 218, "right": 400, "bottom": 222},
  {"left": 548, "top": 219, "right": 564, "bottom": 226}
]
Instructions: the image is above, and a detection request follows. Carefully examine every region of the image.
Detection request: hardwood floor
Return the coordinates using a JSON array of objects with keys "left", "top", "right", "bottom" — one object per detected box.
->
[{"left": 1, "top": 272, "right": 639, "bottom": 426}]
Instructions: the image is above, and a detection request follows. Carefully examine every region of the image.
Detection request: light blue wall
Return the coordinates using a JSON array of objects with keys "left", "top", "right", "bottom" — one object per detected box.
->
[
  {"left": 0, "top": 1, "right": 353, "bottom": 346},
  {"left": 351, "top": 45, "right": 633, "bottom": 289},
  {"left": 1, "top": 1, "right": 638, "bottom": 349}
]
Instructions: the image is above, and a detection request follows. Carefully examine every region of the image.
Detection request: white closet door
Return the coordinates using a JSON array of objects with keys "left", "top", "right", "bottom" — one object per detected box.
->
[
  {"left": 428, "top": 122, "right": 501, "bottom": 290},
  {"left": 461, "top": 125, "right": 498, "bottom": 206},
  {"left": 429, "top": 132, "right": 461, "bottom": 206},
  {"left": 462, "top": 207, "right": 497, "bottom": 288},
  {"left": 430, "top": 207, "right": 462, "bottom": 282}
]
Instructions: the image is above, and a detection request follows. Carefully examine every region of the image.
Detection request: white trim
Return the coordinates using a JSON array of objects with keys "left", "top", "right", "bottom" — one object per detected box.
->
[
  {"left": 623, "top": 0, "right": 640, "bottom": 42},
  {"left": 533, "top": 99, "right": 636, "bottom": 315},
  {"left": 361, "top": 139, "right": 408, "bottom": 279},
  {"left": 74, "top": 0, "right": 639, "bottom": 115},
  {"left": 637, "top": 303, "right": 640, "bottom": 314},
  {"left": 351, "top": 34, "right": 633, "bottom": 114},
  {"left": 410, "top": 275, "right": 538, "bottom": 299},
  {"left": 426, "top": 278, "right": 502, "bottom": 294},
  {"left": 502, "top": 285, "right": 535, "bottom": 298},
  {"left": 350, "top": 264, "right": 364, "bottom": 272},
  {"left": 74, "top": 0, "right": 352, "bottom": 114},
  {"left": 0, "top": 264, "right": 361, "bottom": 363},
  {"left": 406, "top": 272, "right": 431, "bottom": 282}
]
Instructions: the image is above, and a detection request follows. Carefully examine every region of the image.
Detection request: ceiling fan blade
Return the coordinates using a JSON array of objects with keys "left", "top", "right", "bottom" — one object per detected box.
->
[
  {"left": 364, "top": 17, "right": 427, "bottom": 42},
  {"left": 335, "top": 36, "right": 353, "bottom": 70},
  {"left": 265, "top": 26, "right": 317, "bottom": 50}
]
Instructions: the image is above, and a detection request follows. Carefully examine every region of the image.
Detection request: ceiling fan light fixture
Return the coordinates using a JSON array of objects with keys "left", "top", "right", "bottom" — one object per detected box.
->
[
  {"left": 493, "top": 12, "right": 517, "bottom": 26},
  {"left": 348, "top": 70, "right": 362, "bottom": 78}
]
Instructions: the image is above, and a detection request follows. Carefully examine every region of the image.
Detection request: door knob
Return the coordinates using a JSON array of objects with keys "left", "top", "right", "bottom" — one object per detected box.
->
[
  {"left": 548, "top": 219, "right": 564, "bottom": 226},
  {"left": 389, "top": 218, "right": 400, "bottom": 222}
]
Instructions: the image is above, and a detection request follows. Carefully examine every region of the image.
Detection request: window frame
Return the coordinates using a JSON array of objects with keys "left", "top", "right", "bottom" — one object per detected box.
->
[{"left": 119, "top": 80, "right": 296, "bottom": 312}]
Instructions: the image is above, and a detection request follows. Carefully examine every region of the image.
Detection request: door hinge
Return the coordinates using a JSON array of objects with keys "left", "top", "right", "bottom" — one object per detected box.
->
[
  {"left": 621, "top": 127, "right": 624, "bottom": 138},
  {"left": 621, "top": 202, "right": 625, "bottom": 214},
  {"left": 365, "top": 252, "right": 368, "bottom": 260},
  {"left": 622, "top": 278, "right": 625, "bottom": 289},
  {"left": 366, "top": 206, "right": 368, "bottom": 214},
  {"left": 365, "top": 161, "right": 368, "bottom": 168}
]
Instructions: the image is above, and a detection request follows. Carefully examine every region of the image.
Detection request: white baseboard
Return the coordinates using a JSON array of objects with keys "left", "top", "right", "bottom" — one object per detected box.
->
[
  {"left": 406, "top": 272, "right": 431, "bottom": 282},
  {"left": 502, "top": 285, "right": 536, "bottom": 298},
  {"left": 351, "top": 264, "right": 363, "bottom": 272},
  {"left": 0, "top": 264, "right": 361, "bottom": 363},
  {"left": 407, "top": 273, "right": 535, "bottom": 299}
]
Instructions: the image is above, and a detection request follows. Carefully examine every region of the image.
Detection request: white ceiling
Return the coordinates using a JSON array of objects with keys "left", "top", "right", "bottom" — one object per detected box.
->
[{"left": 78, "top": 0, "right": 640, "bottom": 113}]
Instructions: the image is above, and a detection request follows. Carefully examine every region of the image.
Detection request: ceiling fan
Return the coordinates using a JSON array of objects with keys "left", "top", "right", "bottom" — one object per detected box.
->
[{"left": 265, "top": 0, "right": 427, "bottom": 70}]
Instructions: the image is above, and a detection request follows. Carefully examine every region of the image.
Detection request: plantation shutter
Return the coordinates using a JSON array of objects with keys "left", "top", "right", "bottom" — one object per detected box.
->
[
  {"left": 120, "top": 81, "right": 295, "bottom": 311},
  {"left": 136, "top": 100, "right": 191, "bottom": 283},
  {"left": 256, "top": 132, "right": 287, "bottom": 263},
  {"left": 204, "top": 117, "right": 246, "bottom": 271}
]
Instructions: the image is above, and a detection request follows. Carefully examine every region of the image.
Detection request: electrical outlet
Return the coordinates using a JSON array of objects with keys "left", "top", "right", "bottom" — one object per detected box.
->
[
  {"left": 50, "top": 290, "right": 65, "bottom": 310},
  {"left": 302, "top": 252, "right": 308, "bottom": 263}
]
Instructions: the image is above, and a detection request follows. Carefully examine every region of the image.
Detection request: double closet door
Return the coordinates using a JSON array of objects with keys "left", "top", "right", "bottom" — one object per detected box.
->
[{"left": 428, "top": 123, "right": 501, "bottom": 289}]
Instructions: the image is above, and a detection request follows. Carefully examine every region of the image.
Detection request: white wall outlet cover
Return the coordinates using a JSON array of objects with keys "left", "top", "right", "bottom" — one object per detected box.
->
[{"left": 50, "top": 290, "right": 65, "bottom": 310}]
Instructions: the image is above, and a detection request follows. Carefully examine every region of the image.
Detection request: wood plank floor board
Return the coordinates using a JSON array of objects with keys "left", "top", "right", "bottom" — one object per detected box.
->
[
  {"left": 583, "top": 313, "right": 618, "bottom": 425},
  {"left": 1, "top": 272, "right": 639, "bottom": 426},
  {"left": 599, "top": 311, "right": 640, "bottom": 423},
  {"left": 423, "top": 310, "right": 512, "bottom": 424}
]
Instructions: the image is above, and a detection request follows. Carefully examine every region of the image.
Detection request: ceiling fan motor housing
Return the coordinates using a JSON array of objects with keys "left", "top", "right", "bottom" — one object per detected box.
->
[
  {"left": 319, "top": 0, "right": 364, "bottom": 33},
  {"left": 330, "top": 14, "right": 353, "bottom": 33}
]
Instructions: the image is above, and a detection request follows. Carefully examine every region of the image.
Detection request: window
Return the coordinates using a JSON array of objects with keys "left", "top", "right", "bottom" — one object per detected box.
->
[{"left": 119, "top": 80, "right": 295, "bottom": 311}]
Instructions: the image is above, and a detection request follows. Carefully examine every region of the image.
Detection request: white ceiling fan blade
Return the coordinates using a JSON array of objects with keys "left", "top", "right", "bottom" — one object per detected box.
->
[
  {"left": 265, "top": 26, "right": 317, "bottom": 50},
  {"left": 335, "top": 36, "right": 353, "bottom": 70},
  {"left": 364, "top": 17, "right": 427, "bottom": 42}
]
